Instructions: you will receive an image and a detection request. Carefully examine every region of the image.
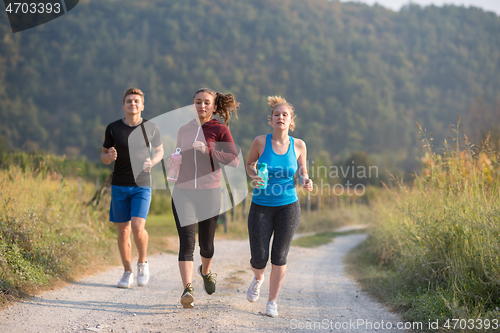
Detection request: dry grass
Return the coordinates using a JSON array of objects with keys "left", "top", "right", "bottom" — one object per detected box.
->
[
  {"left": 350, "top": 120, "right": 500, "bottom": 331},
  {"left": 0, "top": 166, "right": 118, "bottom": 307}
]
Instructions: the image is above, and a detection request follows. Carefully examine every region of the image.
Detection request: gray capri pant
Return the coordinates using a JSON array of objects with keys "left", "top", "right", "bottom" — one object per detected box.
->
[{"left": 247, "top": 200, "right": 301, "bottom": 269}]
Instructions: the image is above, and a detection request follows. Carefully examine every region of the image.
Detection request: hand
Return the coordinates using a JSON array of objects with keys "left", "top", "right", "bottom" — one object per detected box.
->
[
  {"left": 108, "top": 147, "right": 117, "bottom": 162},
  {"left": 166, "top": 157, "right": 173, "bottom": 169},
  {"left": 192, "top": 141, "right": 207, "bottom": 154},
  {"left": 303, "top": 178, "right": 313, "bottom": 192},
  {"left": 143, "top": 158, "right": 152, "bottom": 172},
  {"left": 251, "top": 175, "right": 265, "bottom": 188}
]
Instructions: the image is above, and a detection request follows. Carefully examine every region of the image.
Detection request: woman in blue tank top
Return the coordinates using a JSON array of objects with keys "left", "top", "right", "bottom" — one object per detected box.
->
[{"left": 245, "top": 96, "right": 313, "bottom": 318}]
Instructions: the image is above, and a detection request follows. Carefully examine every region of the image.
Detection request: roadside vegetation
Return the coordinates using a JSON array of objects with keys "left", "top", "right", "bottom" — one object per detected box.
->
[
  {"left": 0, "top": 153, "right": 178, "bottom": 307},
  {"left": 347, "top": 120, "right": 500, "bottom": 332},
  {"left": 0, "top": 160, "right": 115, "bottom": 306}
]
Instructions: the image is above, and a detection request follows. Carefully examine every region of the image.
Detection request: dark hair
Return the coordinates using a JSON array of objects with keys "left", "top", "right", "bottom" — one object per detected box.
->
[
  {"left": 123, "top": 88, "right": 144, "bottom": 105},
  {"left": 193, "top": 88, "right": 240, "bottom": 126}
]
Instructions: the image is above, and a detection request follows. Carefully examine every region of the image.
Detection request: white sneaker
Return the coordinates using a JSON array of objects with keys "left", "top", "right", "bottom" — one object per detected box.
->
[
  {"left": 247, "top": 276, "right": 264, "bottom": 302},
  {"left": 137, "top": 262, "right": 149, "bottom": 286},
  {"left": 117, "top": 271, "right": 133, "bottom": 288},
  {"left": 266, "top": 300, "right": 278, "bottom": 318}
]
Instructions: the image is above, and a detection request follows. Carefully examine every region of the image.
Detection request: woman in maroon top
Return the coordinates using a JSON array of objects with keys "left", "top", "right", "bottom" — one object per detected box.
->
[{"left": 170, "top": 88, "right": 240, "bottom": 308}]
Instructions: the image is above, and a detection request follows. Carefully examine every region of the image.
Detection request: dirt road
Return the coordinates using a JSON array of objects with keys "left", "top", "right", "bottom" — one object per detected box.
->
[{"left": 0, "top": 232, "right": 405, "bottom": 333}]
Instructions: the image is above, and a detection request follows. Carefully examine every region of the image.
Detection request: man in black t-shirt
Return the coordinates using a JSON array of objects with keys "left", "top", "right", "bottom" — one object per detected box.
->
[{"left": 101, "top": 88, "right": 163, "bottom": 288}]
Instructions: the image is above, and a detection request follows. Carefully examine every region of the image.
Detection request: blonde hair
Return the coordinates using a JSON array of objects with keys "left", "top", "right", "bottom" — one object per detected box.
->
[{"left": 267, "top": 96, "right": 296, "bottom": 131}]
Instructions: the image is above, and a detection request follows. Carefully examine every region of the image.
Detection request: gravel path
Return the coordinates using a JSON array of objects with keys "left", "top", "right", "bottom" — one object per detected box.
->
[{"left": 0, "top": 231, "right": 405, "bottom": 333}]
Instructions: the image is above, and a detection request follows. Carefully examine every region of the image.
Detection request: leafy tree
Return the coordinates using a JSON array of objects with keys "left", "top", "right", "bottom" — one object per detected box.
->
[{"left": 0, "top": 0, "right": 498, "bottom": 178}]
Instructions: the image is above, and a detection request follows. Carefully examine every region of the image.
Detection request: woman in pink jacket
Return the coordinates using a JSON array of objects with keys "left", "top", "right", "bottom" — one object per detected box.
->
[{"left": 170, "top": 88, "right": 240, "bottom": 309}]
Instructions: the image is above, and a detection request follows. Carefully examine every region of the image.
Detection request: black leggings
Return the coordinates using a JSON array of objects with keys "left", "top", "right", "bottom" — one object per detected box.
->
[
  {"left": 172, "top": 187, "right": 221, "bottom": 262},
  {"left": 247, "top": 201, "right": 301, "bottom": 269}
]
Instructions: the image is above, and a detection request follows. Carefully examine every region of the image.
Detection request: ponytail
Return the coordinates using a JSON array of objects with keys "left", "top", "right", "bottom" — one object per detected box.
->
[{"left": 193, "top": 88, "right": 240, "bottom": 127}]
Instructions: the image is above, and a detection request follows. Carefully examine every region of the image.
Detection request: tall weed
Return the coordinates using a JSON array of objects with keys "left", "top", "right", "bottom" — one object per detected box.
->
[{"left": 367, "top": 118, "right": 500, "bottom": 329}]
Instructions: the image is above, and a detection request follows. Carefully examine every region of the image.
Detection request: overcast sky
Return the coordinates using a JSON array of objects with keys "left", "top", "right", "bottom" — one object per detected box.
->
[{"left": 341, "top": 0, "right": 500, "bottom": 15}]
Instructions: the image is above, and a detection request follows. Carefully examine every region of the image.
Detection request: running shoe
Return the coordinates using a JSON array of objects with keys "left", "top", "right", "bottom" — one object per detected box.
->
[
  {"left": 180, "top": 283, "right": 194, "bottom": 309},
  {"left": 266, "top": 300, "right": 279, "bottom": 318},
  {"left": 246, "top": 276, "right": 264, "bottom": 302},
  {"left": 198, "top": 265, "right": 217, "bottom": 295},
  {"left": 117, "top": 271, "right": 133, "bottom": 288},
  {"left": 136, "top": 262, "right": 149, "bottom": 286}
]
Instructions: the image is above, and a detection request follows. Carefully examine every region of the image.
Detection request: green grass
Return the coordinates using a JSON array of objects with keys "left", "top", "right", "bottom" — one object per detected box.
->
[
  {"left": 142, "top": 214, "right": 178, "bottom": 255},
  {"left": 0, "top": 151, "right": 111, "bottom": 182},
  {"left": 292, "top": 229, "right": 367, "bottom": 248},
  {"left": 292, "top": 234, "right": 334, "bottom": 248},
  {"left": 146, "top": 214, "right": 177, "bottom": 237}
]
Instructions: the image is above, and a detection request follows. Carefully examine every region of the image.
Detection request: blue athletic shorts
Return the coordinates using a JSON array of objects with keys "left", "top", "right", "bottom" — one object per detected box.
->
[{"left": 110, "top": 185, "right": 152, "bottom": 223}]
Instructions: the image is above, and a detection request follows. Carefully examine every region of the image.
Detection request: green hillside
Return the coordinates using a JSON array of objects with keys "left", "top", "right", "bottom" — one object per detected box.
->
[{"left": 0, "top": 0, "right": 499, "bottom": 174}]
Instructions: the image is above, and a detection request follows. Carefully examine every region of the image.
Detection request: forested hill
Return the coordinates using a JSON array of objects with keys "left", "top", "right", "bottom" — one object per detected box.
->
[{"left": 1, "top": 0, "right": 499, "bottom": 173}]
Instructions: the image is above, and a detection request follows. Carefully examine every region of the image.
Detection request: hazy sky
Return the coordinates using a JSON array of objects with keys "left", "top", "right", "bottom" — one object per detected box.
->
[{"left": 341, "top": 0, "right": 500, "bottom": 15}]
